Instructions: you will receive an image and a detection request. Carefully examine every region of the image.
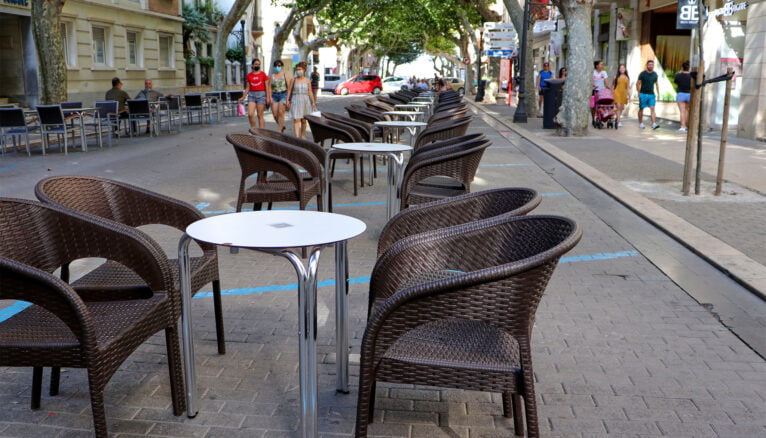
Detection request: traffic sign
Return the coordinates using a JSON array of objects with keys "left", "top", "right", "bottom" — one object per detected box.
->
[
  {"left": 484, "top": 49, "right": 514, "bottom": 58},
  {"left": 484, "top": 22, "right": 514, "bottom": 30},
  {"left": 485, "top": 31, "right": 517, "bottom": 40}
]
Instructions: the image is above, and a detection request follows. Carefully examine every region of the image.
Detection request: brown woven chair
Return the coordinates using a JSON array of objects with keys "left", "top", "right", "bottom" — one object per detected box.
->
[
  {"left": 0, "top": 198, "right": 185, "bottom": 438},
  {"left": 376, "top": 96, "right": 400, "bottom": 106},
  {"left": 428, "top": 108, "right": 469, "bottom": 125},
  {"left": 413, "top": 116, "right": 473, "bottom": 150},
  {"left": 249, "top": 127, "right": 327, "bottom": 166},
  {"left": 226, "top": 133, "right": 323, "bottom": 212},
  {"left": 378, "top": 187, "right": 541, "bottom": 256},
  {"left": 34, "top": 175, "right": 225, "bottom": 351},
  {"left": 346, "top": 105, "right": 388, "bottom": 123},
  {"left": 400, "top": 136, "right": 490, "bottom": 208},
  {"left": 363, "top": 98, "right": 394, "bottom": 113},
  {"left": 305, "top": 114, "right": 363, "bottom": 196},
  {"left": 356, "top": 214, "right": 582, "bottom": 437},
  {"left": 323, "top": 112, "right": 382, "bottom": 142}
]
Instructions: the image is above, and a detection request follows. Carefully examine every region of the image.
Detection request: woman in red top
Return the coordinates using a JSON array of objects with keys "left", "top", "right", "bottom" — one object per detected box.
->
[{"left": 238, "top": 58, "right": 272, "bottom": 129}]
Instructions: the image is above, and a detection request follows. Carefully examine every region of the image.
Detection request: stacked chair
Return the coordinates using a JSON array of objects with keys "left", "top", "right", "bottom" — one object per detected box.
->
[{"left": 355, "top": 189, "right": 582, "bottom": 437}]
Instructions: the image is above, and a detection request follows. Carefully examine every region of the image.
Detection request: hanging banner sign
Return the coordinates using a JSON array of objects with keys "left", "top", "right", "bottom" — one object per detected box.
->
[
  {"left": 710, "top": 0, "right": 748, "bottom": 18},
  {"left": 533, "top": 21, "right": 556, "bottom": 33},
  {"left": 484, "top": 22, "right": 515, "bottom": 30},
  {"left": 677, "top": 0, "right": 708, "bottom": 29}
]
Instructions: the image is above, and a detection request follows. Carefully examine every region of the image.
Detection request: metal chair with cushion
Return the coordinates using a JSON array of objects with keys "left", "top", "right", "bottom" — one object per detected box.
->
[
  {"left": 36, "top": 105, "right": 84, "bottom": 155},
  {"left": 226, "top": 133, "right": 323, "bottom": 213},
  {"left": 400, "top": 136, "right": 490, "bottom": 208},
  {"left": 0, "top": 198, "right": 186, "bottom": 438},
  {"left": 356, "top": 214, "right": 582, "bottom": 437},
  {"left": 0, "top": 108, "right": 38, "bottom": 156},
  {"left": 126, "top": 99, "right": 156, "bottom": 137},
  {"left": 34, "top": 176, "right": 226, "bottom": 355}
]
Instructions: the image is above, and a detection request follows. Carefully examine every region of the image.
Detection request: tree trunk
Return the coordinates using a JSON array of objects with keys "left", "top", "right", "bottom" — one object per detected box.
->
[
  {"left": 460, "top": 34, "right": 474, "bottom": 95},
  {"left": 523, "top": 23, "right": 537, "bottom": 116},
  {"left": 213, "top": 0, "right": 253, "bottom": 90},
  {"left": 553, "top": 0, "right": 593, "bottom": 136},
  {"left": 31, "top": 0, "right": 67, "bottom": 104},
  {"left": 270, "top": 9, "right": 299, "bottom": 69}
]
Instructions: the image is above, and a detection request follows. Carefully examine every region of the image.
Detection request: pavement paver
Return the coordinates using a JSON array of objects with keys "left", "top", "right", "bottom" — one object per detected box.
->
[{"left": 0, "top": 95, "right": 764, "bottom": 437}]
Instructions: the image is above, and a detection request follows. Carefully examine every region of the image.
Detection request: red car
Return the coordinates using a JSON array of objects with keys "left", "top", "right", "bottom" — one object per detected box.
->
[{"left": 334, "top": 74, "right": 382, "bottom": 95}]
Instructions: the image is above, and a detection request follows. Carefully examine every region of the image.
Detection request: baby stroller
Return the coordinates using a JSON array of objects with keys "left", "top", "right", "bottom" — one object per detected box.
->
[{"left": 592, "top": 88, "right": 617, "bottom": 129}]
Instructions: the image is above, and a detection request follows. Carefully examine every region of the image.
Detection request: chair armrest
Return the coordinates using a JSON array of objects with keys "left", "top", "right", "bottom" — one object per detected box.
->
[
  {"left": 0, "top": 257, "right": 97, "bottom": 350},
  {"left": 264, "top": 142, "right": 323, "bottom": 179}
]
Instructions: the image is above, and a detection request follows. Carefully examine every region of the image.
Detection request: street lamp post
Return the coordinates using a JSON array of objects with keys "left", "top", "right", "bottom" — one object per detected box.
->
[
  {"left": 513, "top": 0, "right": 531, "bottom": 123},
  {"left": 240, "top": 19, "right": 246, "bottom": 84},
  {"left": 475, "top": 29, "right": 485, "bottom": 102}
]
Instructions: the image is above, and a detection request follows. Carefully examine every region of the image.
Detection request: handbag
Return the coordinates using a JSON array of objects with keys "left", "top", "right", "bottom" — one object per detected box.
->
[{"left": 237, "top": 103, "right": 245, "bottom": 116}]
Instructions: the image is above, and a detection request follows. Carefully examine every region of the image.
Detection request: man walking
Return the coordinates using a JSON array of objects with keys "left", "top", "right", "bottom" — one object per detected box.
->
[
  {"left": 636, "top": 60, "right": 660, "bottom": 130},
  {"left": 537, "top": 62, "right": 553, "bottom": 116}
]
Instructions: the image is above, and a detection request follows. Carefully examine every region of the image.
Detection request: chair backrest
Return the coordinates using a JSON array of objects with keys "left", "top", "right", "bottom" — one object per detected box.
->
[
  {"left": 346, "top": 105, "right": 384, "bottom": 123},
  {"left": 206, "top": 91, "right": 225, "bottom": 100},
  {"left": 227, "top": 90, "right": 244, "bottom": 101},
  {"left": 94, "top": 101, "right": 118, "bottom": 118},
  {"left": 415, "top": 116, "right": 473, "bottom": 149},
  {"left": 0, "top": 108, "right": 26, "bottom": 128},
  {"left": 226, "top": 133, "right": 313, "bottom": 190},
  {"left": 305, "top": 115, "right": 355, "bottom": 145},
  {"left": 36, "top": 105, "right": 65, "bottom": 125},
  {"left": 161, "top": 95, "right": 182, "bottom": 110},
  {"left": 413, "top": 133, "right": 486, "bottom": 157},
  {"left": 378, "top": 188, "right": 541, "bottom": 255},
  {"left": 184, "top": 94, "right": 203, "bottom": 107},
  {"left": 60, "top": 101, "right": 83, "bottom": 109},
  {"left": 126, "top": 99, "right": 151, "bottom": 115},
  {"left": 323, "top": 112, "right": 371, "bottom": 140},
  {"left": 249, "top": 127, "right": 326, "bottom": 164}
]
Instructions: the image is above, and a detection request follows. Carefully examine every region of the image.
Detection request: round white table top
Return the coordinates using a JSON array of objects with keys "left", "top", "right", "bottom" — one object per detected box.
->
[
  {"left": 332, "top": 142, "right": 412, "bottom": 153},
  {"left": 186, "top": 211, "right": 366, "bottom": 249},
  {"left": 374, "top": 121, "right": 428, "bottom": 127},
  {"left": 383, "top": 111, "right": 424, "bottom": 116}
]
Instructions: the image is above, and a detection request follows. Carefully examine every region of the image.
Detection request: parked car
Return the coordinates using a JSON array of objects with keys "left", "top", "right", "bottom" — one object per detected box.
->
[
  {"left": 382, "top": 76, "right": 410, "bottom": 92},
  {"left": 442, "top": 77, "right": 466, "bottom": 96},
  {"left": 334, "top": 75, "right": 382, "bottom": 95},
  {"left": 322, "top": 74, "right": 345, "bottom": 92}
]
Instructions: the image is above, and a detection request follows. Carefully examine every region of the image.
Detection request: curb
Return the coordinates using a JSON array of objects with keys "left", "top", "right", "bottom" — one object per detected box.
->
[{"left": 469, "top": 101, "right": 766, "bottom": 301}]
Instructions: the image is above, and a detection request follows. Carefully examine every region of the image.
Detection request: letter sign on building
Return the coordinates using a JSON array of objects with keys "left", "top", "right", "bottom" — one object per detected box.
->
[{"left": 677, "top": 0, "right": 707, "bottom": 29}]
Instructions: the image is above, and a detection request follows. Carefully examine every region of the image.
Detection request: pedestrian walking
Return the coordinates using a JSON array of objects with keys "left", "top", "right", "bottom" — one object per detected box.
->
[
  {"left": 591, "top": 60, "right": 610, "bottom": 127},
  {"left": 270, "top": 60, "right": 290, "bottom": 133},
  {"left": 287, "top": 61, "right": 317, "bottom": 139},
  {"left": 538, "top": 62, "right": 553, "bottom": 117},
  {"left": 238, "top": 59, "right": 271, "bottom": 129},
  {"left": 310, "top": 67, "right": 320, "bottom": 99},
  {"left": 636, "top": 59, "right": 660, "bottom": 130},
  {"left": 675, "top": 60, "right": 691, "bottom": 132},
  {"left": 613, "top": 64, "right": 630, "bottom": 127}
]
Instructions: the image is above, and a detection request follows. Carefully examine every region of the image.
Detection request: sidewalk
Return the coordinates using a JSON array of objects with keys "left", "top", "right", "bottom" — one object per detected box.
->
[
  {"left": 0, "top": 95, "right": 765, "bottom": 437},
  {"left": 473, "top": 102, "right": 766, "bottom": 301}
]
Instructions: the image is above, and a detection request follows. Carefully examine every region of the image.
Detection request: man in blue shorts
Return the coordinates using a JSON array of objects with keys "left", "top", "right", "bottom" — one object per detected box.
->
[{"left": 636, "top": 60, "right": 660, "bottom": 129}]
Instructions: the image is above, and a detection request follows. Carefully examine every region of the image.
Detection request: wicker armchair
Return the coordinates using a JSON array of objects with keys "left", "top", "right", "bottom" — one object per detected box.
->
[
  {"left": 34, "top": 175, "right": 225, "bottom": 348},
  {"left": 378, "top": 187, "right": 541, "bottom": 256},
  {"left": 413, "top": 116, "right": 473, "bottom": 150},
  {"left": 323, "top": 111, "right": 382, "bottom": 142},
  {"left": 226, "top": 133, "right": 323, "bottom": 212},
  {"left": 305, "top": 115, "right": 363, "bottom": 195},
  {"left": 0, "top": 198, "right": 185, "bottom": 438},
  {"left": 249, "top": 127, "right": 327, "bottom": 166},
  {"left": 401, "top": 136, "right": 490, "bottom": 208},
  {"left": 356, "top": 214, "right": 582, "bottom": 437},
  {"left": 363, "top": 98, "right": 394, "bottom": 113},
  {"left": 346, "top": 105, "right": 388, "bottom": 124},
  {"left": 428, "top": 108, "right": 469, "bottom": 125}
]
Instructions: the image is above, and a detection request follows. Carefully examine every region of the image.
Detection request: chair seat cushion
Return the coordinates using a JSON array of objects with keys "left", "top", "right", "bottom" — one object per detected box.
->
[
  {"left": 72, "top": 253, "right": 217, "bottom": 299},
  {"left": 381, "top": 319, "right": 520, "bottom": 373},
  {"left": 0, "top": 292, "right": 170, "bottom": 350}
]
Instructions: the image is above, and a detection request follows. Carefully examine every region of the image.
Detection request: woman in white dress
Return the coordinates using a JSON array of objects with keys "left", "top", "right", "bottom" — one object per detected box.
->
[{"left": 286, "top": 61, "right": 317, "bottom": 139}]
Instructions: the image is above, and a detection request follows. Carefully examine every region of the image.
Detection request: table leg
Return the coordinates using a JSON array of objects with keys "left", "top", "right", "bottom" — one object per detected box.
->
[
  {"left": 368, "top": 154, "right": 374, "bottom": 187},
  {"left": 335, "top": 241, "right": 349, "bottom": 393},
  {"left": 178, "top": 234, "right": 199, "bottom": 418},
  {"left": 324, "top": 150, "right": 334, "bottom": 212},
  {"left": 278, "top": 248, "right": 321, "bottom": 438},
  {"left": 387, "top": 152, "right": 405, "bottom": 217}
]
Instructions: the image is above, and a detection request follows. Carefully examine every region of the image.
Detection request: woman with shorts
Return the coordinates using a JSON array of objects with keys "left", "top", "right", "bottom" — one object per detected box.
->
[
  {"left": 238, "top": 58, "right": 271, "bottom": 129},
  {"left": 270, "top": 60, "right": 290, "bottom": 132},
  {"left": 286, "top": 61, "right": 316, "bottom": 139},
  {"left": 675, "top": 61, "right": 692, "bottom": 132}
]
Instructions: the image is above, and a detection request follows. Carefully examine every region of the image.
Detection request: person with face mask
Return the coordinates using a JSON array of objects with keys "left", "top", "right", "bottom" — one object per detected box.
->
[
  {"left": 270, "top": 60, "right": 290, "bottom": 132},
  {"left": 286, "top": 61, "right": 317, "bottom": 139},
  {"left": 238, "top": 58, "right": 272, "bottom": 129}
]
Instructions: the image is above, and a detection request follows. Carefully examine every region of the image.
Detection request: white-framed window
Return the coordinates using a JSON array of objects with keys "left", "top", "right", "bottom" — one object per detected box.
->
[
  {"left": 91, "top": 25, "right": 112, "bottom": 66},
  {"left": 158, "top": 34, "right": 173, "bottom": 68},
  {"left": 126, "top": 30, "right": 143, "bottom": 67},
  {"left": 60, "top": 22, "right": 76, "bottom": 67}
]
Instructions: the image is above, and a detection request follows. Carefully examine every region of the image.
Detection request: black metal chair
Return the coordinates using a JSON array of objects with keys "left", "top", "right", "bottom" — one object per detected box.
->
[
  {"left": 184, "top": 94, "right": 208, "bottom": 124},
  {"left": 225, "top": 91, "right": 244, "bottom": 116},
  {"left": 36, "top": 105, "right": 84, "bottom": 155},
  {"left": 0, "top": 108, "right": 38, "bottom": 156},
  {"left": 81, "top": 101, "right": 119, "bottom": 148},
  {"left": 126, "top": 99, "right": 155, "bottom": 137}
]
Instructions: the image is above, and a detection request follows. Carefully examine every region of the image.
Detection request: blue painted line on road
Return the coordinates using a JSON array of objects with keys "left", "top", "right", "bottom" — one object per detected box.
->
[
  {"left": 195, "top": 202, "right": 211, "bottom": 210},
  {"left": 542, "top": 192, "right": 569, "bottom": 197},
  {"left": 0, "top": 250, "right": 641, "bottom": 318},
  {"left": 0, "top": 301, "right": 32, "bottom": 322},
  {"left": 192, "top": 250, "right": 640, "bottom": 298},
  {"left": 0, "top": 164, "right": 20, "bottom": 171}
]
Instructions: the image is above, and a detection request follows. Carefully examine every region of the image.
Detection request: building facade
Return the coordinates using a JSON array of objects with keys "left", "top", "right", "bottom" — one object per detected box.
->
[{"left": 0, "top": 0, "right": 184, "bottom": 107}]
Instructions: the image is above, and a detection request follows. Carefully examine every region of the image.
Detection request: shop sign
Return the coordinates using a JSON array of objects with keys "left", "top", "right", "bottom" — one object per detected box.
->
[
  {"left": 677, "top": 0, "right": 708, "bottom": 29},
  {"left": 1, "top": 0, "right": 30, "bottom": 8},
  {"left": 484, "top": 22, "right": 515, "bottom": 30},
  {"left": 710, "top": 0, "right": 748, "bottom": 18},
  {"left": 484, "top": 49, "right": 515, "bottom": 58}
]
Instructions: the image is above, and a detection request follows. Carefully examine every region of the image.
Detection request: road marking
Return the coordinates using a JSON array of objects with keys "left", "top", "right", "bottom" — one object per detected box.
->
[
  {"left": 195, "top": 202, "right": 211, "bottom": 210},
  {"left": 0, "top": 301, "right": 32, "bottom": 322},
  {"left": 0, "top": 164, "right": 20, "bottom": 171}
]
